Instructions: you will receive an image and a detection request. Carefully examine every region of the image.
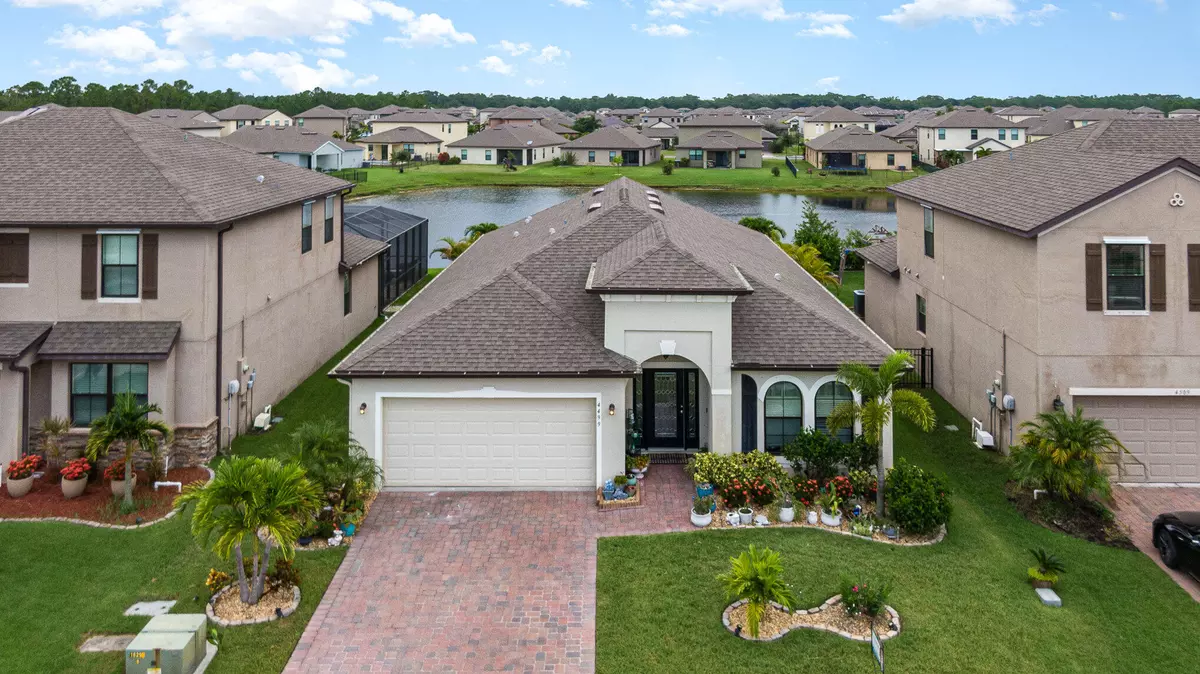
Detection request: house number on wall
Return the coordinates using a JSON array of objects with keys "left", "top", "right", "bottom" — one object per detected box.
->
[{"left": 1169, "top": 193, "right": 1185, "bottom": 207}]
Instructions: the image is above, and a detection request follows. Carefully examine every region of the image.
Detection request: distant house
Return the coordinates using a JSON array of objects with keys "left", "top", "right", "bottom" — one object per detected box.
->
[
  {"left": 641, "top": 107, "right": 683, "bottom": 126},
  {"left": 478, "top": 107, "right": 501, "bottom": 124},
  {"left": 760, "top": 129, "right": 777, "bottom": 151},
  {"left": 562, "top": 126, "right": 661, "bottom": 166},
  {"left": 993, "top": 106, "right": 1046, "bottom": 123},
  {"left": 294, "top": 105, "right": 351, "bottom": 137},
  {"left": 343, "top": 204, "right": 429, "bottom": 307},
  {"left": 608, "top": 108, "right": 646, "bottom": 123},
  {"left": 137, "top": 109, "right": 224, "bottom": 138},
  {"left": 221, "top": 125, "right": 363, "bottom": 170},
  {"left": 1167, "top": 108, "right": 1199, "bottom": 119},
  {"left": 878, "top": 114, "right": 931, "bottom": 152},
  {"left": 488, "top": 106, "right": 546, "bottom": 128},
  {"left": 356, "top": 126, "right": 442, "bottom": 163},
  {"left": 676, "top": 114, "right": 765, "bottom": 168},
  {"left": 601, "top": 115, "right": 629, "bottom": 129},
  {"left": 211, "top": 104, "right": 293, "bottom": 136},
  {"left": 917, "top": 109, "right": 1029, "bottom": 163},
  {"left": 370, "top": 109, "right": 467, "bottom": 145},
  {"left": 803, "top": 106, "right": 874, "bottom": 139},
  {"left": 643, "top": 122, "right": 678, "bottom": 149},
  {"left": 804, "top": 126, "right": 911, "bottom": 171},
  {"left": 447, "top": 124, "right": 565, "bottom": 165},
  {"left": 538, "top": 118, "right": 580, "bottom": 140}
]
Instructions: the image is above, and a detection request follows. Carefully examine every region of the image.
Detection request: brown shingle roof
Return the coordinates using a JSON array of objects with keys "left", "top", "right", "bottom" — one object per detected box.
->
[
  {"left": 447, "top": 124, "right": 565, "bottom": 149},
  {"left": 676, "top": 130, "right": 762, "bottom": 150},
  {"left": 807, "top": 106, "right": 872, "bottom": 123},
  {"left": 889, "top": 119, "right": 1200, "bottom": 237},
  {"left": 342, "top": 233, "right": 389, "bottom": 268},
  {"left": 364, "top": 126, "right": 441, "bottom": 144},
  {"left": 212, "top": 104, "right": 278, "bottom": 121},
  {"left": 296, "top": 105, "right": 349, "bottom": 119},
  {"left": 679, "top": 114, "right": 763, "bottom": 128},
  {"left": 805, "top": 126, "right": 910, "bottom": 153},
  {"left": 38, "top": 321, "right": 180, "bottom": 359},
  {"left": 563, "top": 126, "right": 659, "bottom": 151},
  {"left": 856, "top": 237, "right": 898, "bottom": 275},
  {"left": 0, "top": 322, "right": 52, "bottom": 360},
  {"left": 490, "top": 106, "right": 547, "bottom": 121},
  {"left": 138, "top": 109, "right": 223, "bottom": 132},
  {"left": 332, "top": 178, "right": 890, "bottom": 377},
  {"left": 221, "top": 125, "right": 359, "bottom": 154},
  {"left": 917, "top": 109, "right": 1030, "bottom": 129},
  {"left": 374, "top": 109, "right": 462, "bottom": 124},
  {"left": 0, "top": 107, "right": 350, "bottom": 227}
]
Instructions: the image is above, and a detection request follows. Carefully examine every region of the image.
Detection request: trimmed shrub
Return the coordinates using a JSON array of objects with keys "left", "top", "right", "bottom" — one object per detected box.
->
[
  {"left": 560, "top": 151, "right": 578, "bottom": 166},
  {"left": 447, "top": 156, "right": 461, "bottom": 165},
  {"left": 885, "top": 459, "right": 952, "bottom": 534},
  {"left": 771, "top": 166, "right": 781, "bottom": 177},
  {"left": 662, "top": 162, "right": 674, "bottom": 175},
  {"left": 685, "top": 450, "right": 786, "bottom": 490},
  {"left": 780, "top": 428, "right": 843, "bottom": 482},
  {"left": 437, "top": 152, "right": 450, "bottom": 165},
  {"left": 678, "top": 157, "right": 691, "bottom": 168}
]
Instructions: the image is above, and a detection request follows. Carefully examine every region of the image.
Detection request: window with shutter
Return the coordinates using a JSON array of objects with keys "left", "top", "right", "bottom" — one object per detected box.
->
[
  {"left": 80, "top": 234, "right": 98, "bottom": 300},
  {"left": 0, "top": 232, "right": 29, "bottom": 284},
  {"left": 1149, "top": 244, "right": 1166, "bottom": 312},
  {"left": 324, "top": 195, "right": 335, "bottom": 243},
  {"left": 141, "top": 233, "right": 158, "bottom": 300},
  {"left": 1084, "top": 243, "right": 1102, "bottom": 311}
]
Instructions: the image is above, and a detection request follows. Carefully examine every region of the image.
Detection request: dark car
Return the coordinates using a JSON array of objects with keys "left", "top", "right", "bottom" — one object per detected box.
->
[{"left": 1153, "top": 511, "right": 1200, "bottom": 579}]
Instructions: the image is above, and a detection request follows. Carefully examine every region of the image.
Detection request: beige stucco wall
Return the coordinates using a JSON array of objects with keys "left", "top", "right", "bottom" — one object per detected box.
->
[
  {"left": 371, "top": 120, "right": 467, "bottom": 145},
  {"left": 677, "top": 126, "right": 762, "bottom": 146},
  {"left": 454, "top": 145, "right": 561, "bottom": 165},
  {"left": 357, "top": 140, "right": 442, "bottom": 162},
  {"left": 345, "top": 258, "right": 380, "bottom": 339},
  {"left": 806, "top": 149, "right": 906, "bottom": 171},
  {"left": 296, "top": 117, "right": 347, "bottom": 137},
  {"left": 189, "top": 128, "right": 223, "bottom": 139},
  {"left": 0, "top": 366, "right": 21, "bottom": 473},
  {"left": 917, "top": 126, "right": 1026, "bottom": 162},
  {"left": 261, "top": 111, "right": 293, "bottom": 127},
  {"left": 863, "top": 264, "right": 899, "bottom": 345},
  {"left": 803, "top": 121, "right": 874, "bottom": 139}
]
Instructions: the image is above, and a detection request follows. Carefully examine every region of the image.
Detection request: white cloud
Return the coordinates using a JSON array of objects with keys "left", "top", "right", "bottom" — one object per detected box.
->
[
  {"left": 478, "top": 55, "right": 514, "bottom": 75},
  {"left": 525, "top": 78, "right": 544, "bottom": 86},
  {"left": 648, "top": 0, "right": 800, "bottom": 21},
  {"left": 163, "top": 0, "right": 373, "bottom": 48},
  {"left": 47, "top": 24, "right": 187, "bottom": 73},
  {"left": 492, "top": 39, "right": 531, "bottom": 56},
  {"left": 879, "top": 0, "right": 1060, "bottom": 29},
  {"left": 456, "top": 65, "right": 469, "bottom": 72},
  {"left": 222, "top": 51, "right": 374, "bottom": 91},
  {"left": 312, "top": 35, "right": 346, "bottom": 45},
  {"left": 12, "top": 0, "right": 161, "bottom": 19},
  {"left": 1025, "top": 3, "right": 1060, "bottom": 26},
  {"left": 815, "top": 75, "right": 839, "bottom": 90},
  {"left": 531, "top": 45, "right": 569, "bottom": 64},
  {"left": 1109, "top": 11, "right": 1125, "bottom": 20},
  {"left": 558, "top": 0, "right": 588, "bottom": 6},
  {"left": 373, "top": 3, "right": 475, "bottom": 46},
  {"left": 352, "top": 74, "right": 378, "bottom": 88},
  {"left": 313, "top": 47, "right": 347, "bottom": 58},
  {"left": 640, "top": 23, "right": 693, "bottom": 37},
  {"left": 797, "top": 11, "right": 854, "bottom": 38}
]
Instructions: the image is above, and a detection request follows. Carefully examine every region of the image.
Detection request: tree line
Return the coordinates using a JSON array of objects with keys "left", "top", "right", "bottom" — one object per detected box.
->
[{"left": 4, "top": 76, "right": 1198, "bottom": 115}]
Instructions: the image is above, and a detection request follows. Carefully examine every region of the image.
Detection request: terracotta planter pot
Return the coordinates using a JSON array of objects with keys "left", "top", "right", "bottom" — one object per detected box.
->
[
  {"left": 111, "top": 474, "right": 137, "bottom": 497},
  {"left": 61, "top": 477, "right": 87, "bottom": 499},
  {"left": 6, "top": 475, "right": 34, "bottom": 498}
]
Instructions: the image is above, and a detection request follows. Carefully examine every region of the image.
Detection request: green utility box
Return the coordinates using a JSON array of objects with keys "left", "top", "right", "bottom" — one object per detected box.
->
[
  {"left": 125, "top": 631, "right": 199, "bottom": 674},
  {"left": 142, "top": 614, "right": 207, "bottom": 661}
]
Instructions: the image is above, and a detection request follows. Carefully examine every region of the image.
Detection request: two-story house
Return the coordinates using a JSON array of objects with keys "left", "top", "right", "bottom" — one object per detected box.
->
[
  {"left": 641, "top": 107, "right": 683, "bottom": 127},
  {"left": 916, "top": 109, "right": 1029, "bottom": 163},
  {"left": 676, "top": 114, "right": 766, "bottom": 169},
  {"left": 486, "top": 106, "right": 546, "bottom": 128},
  {"left": 860, "top": 119, "right": 1200, "bottom": 484},
  {"left": 293, "top": 105, "right": 352, "bottom": 137},
  {"left": 803, "top": 106, "right": 874, "bottom": 140},
  {"left": 369, "top": 110, "right": 468, "bottom": 145},
  {"left": 138, "top": 109, "right": 224, "bottom": 138},
  {"left": 0, "top": 107, "right": 385, "bottom": 475},
  {"left": 211, "top": 104, "right": 294, "bottom": 136}
]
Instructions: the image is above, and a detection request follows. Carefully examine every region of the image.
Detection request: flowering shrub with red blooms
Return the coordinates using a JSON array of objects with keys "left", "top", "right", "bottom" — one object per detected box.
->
[
  {"left": 6, "top": 455, "right": 43, "bottom": 480},
  {"left": 719, "top": 477, "right": 774, "bottom": 509},
  {"left": 793, "top": 478, "right": 820, "bottom": 508},
  {"left": 103, "top": 462, "right": 131, "bottom": 481},
  {"left": 437, "top": 152, "right": 451, "bottom": 164},
  {"left": 839, "top": 576, "right": 891, "bottom": 617},
  {"left": 826, "top": 475, "right": 854, "bottom": 501},
  {"left": 60, "top": 458, "right": 91, "bottom": 481}
]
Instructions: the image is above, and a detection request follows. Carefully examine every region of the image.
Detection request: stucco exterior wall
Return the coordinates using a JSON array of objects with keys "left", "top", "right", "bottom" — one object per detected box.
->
[
  {"left": 296, "top": 117, "right": 347, "bottom": 137},
  {"left": 345, "top": 257, "right": 380, "bottom": 341},
  {"left": 455, "top": 145, "right": 560, "bottom": 165},
  {"left": 806, "top": 149, "right": 906, "bottom": 171},
  {"left": 189, "top": 128, "right": 223, "bottom": 139},
  {"left": 0, "top": 367, "right": 21, "bottom": 473},
  {"left": 917, "top": 126, "right": 1026, "bottom": 162},
  {"left": 863, "top": 264, "right": 899, "bottom": 345},
  {"left": 260, "top": 111, "right": 293, "bottom": 127},
  {"left": 803, "top": 121, "right": 874, "bottom": 139},
  {"left": 358, "top": 140, "right": 442, "bottom": 162},
  {"left": 371, "top": 120, "right": 467, "bottom": 145}
]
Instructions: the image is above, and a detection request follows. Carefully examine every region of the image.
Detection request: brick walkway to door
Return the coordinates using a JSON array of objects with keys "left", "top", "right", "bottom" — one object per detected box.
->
[
  {"left": 285, "top": 465, "right": 695, "bottom": 673},
  {"left": 1112, "top": 486, "right": 1200, "bottom": 602}
]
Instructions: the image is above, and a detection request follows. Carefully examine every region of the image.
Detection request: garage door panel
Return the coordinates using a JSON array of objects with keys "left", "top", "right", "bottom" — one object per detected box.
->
[
  {"left": 382, "top": 397, "right": 596, "bottom": 488},
  {"left": 1077, "top": 396, "right": 1200, "bottom": 483}
]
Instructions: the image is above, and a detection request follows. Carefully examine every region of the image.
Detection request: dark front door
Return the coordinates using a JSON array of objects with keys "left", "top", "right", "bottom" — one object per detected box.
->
[
  {"left": 527, "top": 148, "right": 535, "bottom": 165},
  {"left": 642, "top": 369, "right": 699, "bottom": 448},
  {"left": 741, "top": 374, "right": 757, "bottom": 453}
]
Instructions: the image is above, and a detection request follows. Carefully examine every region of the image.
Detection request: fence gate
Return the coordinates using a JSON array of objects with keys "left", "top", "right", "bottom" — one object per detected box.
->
[
  {"left": 784, "top": 155, "right": 798, "bottom": 177},
  {"left": 896, "top": 348, "right": 933, "bottom": 389}
]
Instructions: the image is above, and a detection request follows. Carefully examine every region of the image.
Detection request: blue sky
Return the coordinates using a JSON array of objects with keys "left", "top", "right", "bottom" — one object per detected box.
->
[{"left": 1, "top": 0, "right": 1195, "bottom": 99}]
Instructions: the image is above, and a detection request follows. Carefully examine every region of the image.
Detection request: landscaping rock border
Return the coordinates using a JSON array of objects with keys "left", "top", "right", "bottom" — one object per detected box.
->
[
  {"left": 722, "top": 595, "right": 901, "bottom": 643},
  {"left": 205, "top": 584, "right": 301, "bottom": 627},
  {"left": 0, "top": 466, "right": 214, "bottom": 530},
  {"left": 705, "top": 515, "right": 947, "bottom": 547}
]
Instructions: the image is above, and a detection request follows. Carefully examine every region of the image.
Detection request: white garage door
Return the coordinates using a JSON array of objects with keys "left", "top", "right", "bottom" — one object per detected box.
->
[
  {"left": 1076, "top": 396, "right": 1200, "bottom": 483},
  {"left": 381, "top": 397, "right": 596, "bottom": 488}
]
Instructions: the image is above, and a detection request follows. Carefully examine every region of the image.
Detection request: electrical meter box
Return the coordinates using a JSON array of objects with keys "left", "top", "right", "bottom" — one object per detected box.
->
[
  {"left": 125, "top": 630, "right": 200, "bottom": 674},
  {"left": 142, "top": 614, "right": 207, "bottom": 660}
]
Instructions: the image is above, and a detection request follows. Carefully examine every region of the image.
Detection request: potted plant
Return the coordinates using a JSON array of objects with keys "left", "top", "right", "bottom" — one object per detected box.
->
[
  {"left": 738, "top": 506, "right": 753, "bottom": 525},
  {"left": 818, "top": 491, "right": 842, "bottom": 527},
  {"left": 4, "top": 455, "right": 42, "bottom": 498},
  {"left": 626, "top": 474, "right": 637, "bottom": 490},
  {"left": 1028, "top": 548, "right": 1065, "bottom": 589},
  {"left": 691, "top": 495, "right": 714, "bottom": 527},
  {"left": 602, "top": 479, "right": 616, "bottom": 500},
  {"left": 105, "top": 462, "right": 135, "bottom": 497},
  {"left": 614, "top": 474, "right": 628, "bottom": 494},
  {"left": 777, "top": 485, "right": 795, "bottom": 523},
  {"left": 59, "top": 457, "right": 90, "bottom": 499},
  {"left": 298, "top": 526, "right": 315, "bottom": 547},
  {"left": 341, "top": 509, "right": 363, "bottom": 537},
  {"left": 807, "top": 509, "right": 819, "bottom": 525},
  {"left": 634, "top": 454, "right": 650, "bottom": 476}
]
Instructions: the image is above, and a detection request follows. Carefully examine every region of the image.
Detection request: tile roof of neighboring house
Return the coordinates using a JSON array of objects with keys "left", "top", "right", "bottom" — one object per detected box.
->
[
  {"left": 0, "top": 322, "right": 52, "bottom": 360},
  {"left": 0, "top": 107, "right": 350, "bottom": 227},
  {"left": 642, "top": 125, "right": 678, "bottom": 138},
  {"left": 296, "top": 104, "right": 349, "bottom": 119},
  {"left": 490, "top": 106, "right": 547, "bottom": 120},
  {"left": 761, "top": 129, "right": 777, "bottom": 140},
  {"left": 679, "top": 114, "right": 764, "bottom": 128},
  {"left": 538, "top": 118, "right": 578, "bottom": 136},
  {"left": 221, "top": 125, "right": 359, "bottom": 154},
  {"left": 807, "top": 106, "right": 872, "bottom": 123},
  {"left": 138, "top": 109, "right": 225, "bottom": 132},
  {"left": 365, "top": 126, "right": 442, "bottom": 144},
  {"left": 856, "top": 237, "right": 898, "bottom": 275},
  {"left": 38, "top": 321, "right": 181, "bottom": 359},
  {"left": 1130, "top": 106, "right": 1163, "bottom": 116},
  {"left": 917, "top": 109, "right": 1030, "bottom": 128},
  {"left": 994, "top": 106, "right": 1044, "bottom": 116},
  {"left": 372, "top": 104, "right": 406, "bottom": 115},
  {"left": 212, "top": 104, "right": 278, "bottom": 120},
  {"left": 888, "top": 119, "right": 1200, "bottom": 237},
  {"left": 879, "top": 115, "right": 925, "bottom": 138},
  {"left": 643, "top": 107, "right": 679, "bottom": 117},
  {"left": 344, "top": 204, "right": 427, "bottom": 242},
  {"left": 805, "top": 126, "right": 911, "bottom": 153},
  {"left": 342, "top": 232, "right": 390, "bottom": 268},
  {"left": 563, "top": 126, "right": 660, "bottom": 151},
  {"left": 676, "top": 130, "right": 766, "bottom": 151},
  {"left": 448, "top": 124, "right": 566, "bottom": 148},
  {"left": 374, "top": 109, "right": 461, "bottom": 124},
  {"left": 332, "top": 178, "right": 889, "bottom": 377},
  {"left": 1170, "top": 108, "right": 1200, "bottom": 115},
  {"left": 965, "top": 137, "right": 1011, "bottom": 150}
]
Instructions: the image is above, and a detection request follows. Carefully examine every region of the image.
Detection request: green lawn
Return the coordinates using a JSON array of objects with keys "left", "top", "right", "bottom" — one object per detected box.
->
[
  {"left": 834, "top": 270, "right": 864, "bottom": 307},
  {"left": 387, "top": 268, "right": 443, "bottom": 310},
  {"left": 0, "top": 318, "right": 388, "bottom": 673},
  {"left": 596, "top": 392, "right": 1200, "bottom": 673},
  {"left": 348, "top": 160, "right": 921, "bottom": 198}
]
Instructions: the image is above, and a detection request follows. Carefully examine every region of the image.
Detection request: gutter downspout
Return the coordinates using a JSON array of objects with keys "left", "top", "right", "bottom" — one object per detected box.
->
[
  {"left": 216, "top": 224, "right": 234, "bottom": 447},
  {"left": 7, "top": 360, "right": 30, "bottom": 457}
]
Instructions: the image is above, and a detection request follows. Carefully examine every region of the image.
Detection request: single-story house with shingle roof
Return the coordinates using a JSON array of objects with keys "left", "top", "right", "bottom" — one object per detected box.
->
[
  {"left": 562, "top": 127, "right": 661, "bottom": 166},
  {"left": 221, "top": 125, "right": 363, "bottom": 170},
  {"left": 677, "top": 114, "right": 766, "bottom": 168},
  {"left": 804, "top": 126, "right": 912, "bottom": 171},
  {"left": 355, "top": 126, "right": 443, "bottom": 162},
  {"left": 447, "top": 124, "right": 565, "bottom": 165},
  {"left": 333, "top": 177, "right": 893, "bottom": 489}
]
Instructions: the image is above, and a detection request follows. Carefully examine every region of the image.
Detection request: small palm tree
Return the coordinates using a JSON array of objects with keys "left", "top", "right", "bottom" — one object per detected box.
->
[
  {"left": 431, "top": 236, "right": 471, "bottom": 261},
  {"left": 738, "top": 216, "right": 786, "bottom": 242},
  {"left": 282, "top": 420, "right": 380, "bottom": 507},
  {"left": 826, "top": 352, "right": 936, "bottom": 513},
  {"left": 975, "top": 147, "right": 995, "bottom": 159},
  {"left": 176, "top": 456, "right": 322, "bottom": 605},
  {"left": 86, "top": 393, "right": 173, "bottom": 506},
  {"left": 717, "top": 545, "right": 797, "bottom": 638},
  {"left": 37, "top": 416, "right": 71, "bottom": 473},
  {"left": 1012, "top": 408, "right": 1127, "bottom": 500},
  {"left": 464, "top": 222, "right": 499, "bottom": 241},
  {"left": 779, "top": 242, "right": 839, "bottom": 287}
]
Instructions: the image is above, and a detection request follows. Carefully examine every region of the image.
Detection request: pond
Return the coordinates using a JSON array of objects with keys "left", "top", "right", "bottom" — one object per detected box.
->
[{"left": 357, "top": 187, "right": 897, "bottom": 268}]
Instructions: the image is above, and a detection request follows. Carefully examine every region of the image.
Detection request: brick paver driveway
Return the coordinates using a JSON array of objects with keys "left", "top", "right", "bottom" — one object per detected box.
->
[
  {"left": 286, "top": 465, "right": 694, "bottom": 673},
  {"left": 1113, "top": 486, "right": 1200, "bottom": 602}
]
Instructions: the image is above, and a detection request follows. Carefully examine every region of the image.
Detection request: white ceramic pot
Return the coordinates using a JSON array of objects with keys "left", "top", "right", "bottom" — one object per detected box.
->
[
  {"left": 820, "top": 509, "right": 843, "bottom": 527},
  {"left": 690, "top": 510, "right": 713, "bottom": 527},
  {"left": 738, "top": 508, "right": 753, "bottom": 525},
  {"left": 779, "top": 506, "right": 795, "bottom": 523},
  {"left": 61, "top": 477, "right": 87, "bottom": 499},
  {"left": 807, "top": 510, "right": 819, "bottom": 525},
  {"left": 725, "top": 511, "right": 740, "bottom": 526},
  {"left": 5, "top": 475, "right": 34, "bottom": 498}
]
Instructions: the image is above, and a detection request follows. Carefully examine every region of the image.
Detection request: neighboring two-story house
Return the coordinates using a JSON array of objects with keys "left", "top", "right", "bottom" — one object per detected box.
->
[
  {"left": 487, "top": 106, "right": 546, "bottom": 128},
  {"left": 860, "top": 119, "right": 1200, "bottom": 484},
  {"left": 138, "top": 109, "right": 224, "bottom": 138},
  {"left": 369, "top": 110, "right": 467, "bottom": 145},
  {"left": 641, "top": 107, "right": 683, "bottom": 127},
  {"left": 676, "top": 114, "right": 765, "bottom": 169},
  {"left": 294, "top": 105, "right": 352, "bottom": 137},
  {"left": 803, "top": 106, "right": 874, "bottom": 140},
  {"left": 0, "top": 107, "right": 385, "bottom": 475},
  {"left": 916, "top": 109, "right": 1029, "bottom": 163},
  {"left": 212, "top": 105, "right": 294, "bottom": 136}
]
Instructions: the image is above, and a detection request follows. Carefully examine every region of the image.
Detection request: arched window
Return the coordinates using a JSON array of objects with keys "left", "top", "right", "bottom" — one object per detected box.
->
[
  {"left": 815, "top": 381, "right": 854, "bottom": 443},
  {"left": 764, "top": 382, "right": 803, "bottom": 454}
]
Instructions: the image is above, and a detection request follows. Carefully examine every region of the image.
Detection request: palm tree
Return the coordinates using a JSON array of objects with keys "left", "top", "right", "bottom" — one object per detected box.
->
[
  {"left": 86, "top": 393, "right": 173, "bottom": 506},
  {"left": 974, "top": 147, "right": 995, "bottom": 159},
  {"left": 37, "top": 416, "right": 71, "bottom": 474},
  {"left": 826, "top": 352, "right": 936, "bottom": 513},
  {"left": 282, "top": 420, "right": 380, "bottom": 508},
  {"left": 738, "top": 216, "right": 786, "bottom": 242},
  {"left": 716, "top": 545, "right": 797, "bottom": 638},
  {"left": 431, "top": 236, "right": 471, "bottom": 261},
  {"left": 176, "top": 456, "right": 322, "bottom": 605},
  {"left": 1012, "top": 408, "right": 1127, "bottom": 500},
  {"left": 779, "top": 242, "right": 839, "bottom": 287},
  {"left": 464, "top": 222, "right": 499, "bottom": 241}
]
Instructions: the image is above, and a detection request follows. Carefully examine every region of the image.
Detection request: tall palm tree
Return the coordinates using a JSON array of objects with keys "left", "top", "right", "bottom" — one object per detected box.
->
[
  {"left": 430, "top": 236, "right": 471, "bottom": 261},
  {"left": 464, "top": 222, "right": 499, "bottom": 241},
  {"left": 826, "top": 352, "right": 936, "bottom": 513},
  {"left": 86, "top": 393, "right": 173, "bottom": 506},
  {"left": 738, "top": 216, "right": 786, "bottom": 242},
  {"left": 779, "top": 242, "right": 839, "bottom": 287},
  {"left": 1013, "top": 408, "right": 1127, "bottom": 500},
  {"left": 176, "top": 456, "right": 322, "bottom": 605}
]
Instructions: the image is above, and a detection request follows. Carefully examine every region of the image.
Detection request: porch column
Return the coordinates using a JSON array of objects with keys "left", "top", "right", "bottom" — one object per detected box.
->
[{"left": 711, "top": 387, "right": 732, "bottom": 454}]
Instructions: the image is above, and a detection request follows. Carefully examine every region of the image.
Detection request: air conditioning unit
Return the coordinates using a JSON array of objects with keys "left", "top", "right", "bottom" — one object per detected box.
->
[
  {"left": 971, "top": 418, "right": 995, "bottom": 449},
  {"left": 253, "top": 404, "right": 273, "bottom": 431}
]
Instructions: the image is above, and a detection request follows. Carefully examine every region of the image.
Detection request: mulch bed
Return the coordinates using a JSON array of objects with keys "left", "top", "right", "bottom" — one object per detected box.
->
[
  {"left": 1005, "top": 481, "right": 1136, "bottom": 550},
  {"left": 725, "top": 596, "right": 899, "bottom": 643},
  {"left": 0, "top": 467, "right": 210, "bottom": 525},
  {"left": 705, "top": 499, "right": 943, "bottom": 546}
]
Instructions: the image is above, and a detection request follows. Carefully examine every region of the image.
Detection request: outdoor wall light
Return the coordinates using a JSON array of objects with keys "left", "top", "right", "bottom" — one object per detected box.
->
[
  {"left": 359, "top": 402, "right": 367, "bottom": 415},
  {"left": 608, "top": 404, "right": 616, "bottom": 416}
]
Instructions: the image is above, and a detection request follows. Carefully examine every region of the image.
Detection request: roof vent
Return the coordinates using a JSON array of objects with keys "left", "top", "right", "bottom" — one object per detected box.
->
[
  {"left": 587, "top": 202, "right": 603, "bottom": 212},
  {"left": 649, "top": 203, "right": 664, "bottom": 214},
  {"left": 512, "top": 230, "right": 520, "bottom": 237},
  {"left": 645, "top": 189, "right": 658, "bottom": 196},
  {"left": 525, "top": 216, "right": 533, "bottom": 224},
  {"left": 592, "top": 187, "right": 605, "bottom": 195},
  {"left": 549, "top": 227, "right": 556, "bottom": 234},
  {"left": 255, "top": 175, "right": 265, "bottom": 184},
  {"left": 774, "top": 273, "right": 782, "bottom": 281}
]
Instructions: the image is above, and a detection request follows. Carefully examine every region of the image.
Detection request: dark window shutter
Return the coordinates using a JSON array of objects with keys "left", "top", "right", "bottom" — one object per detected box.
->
[
  {"left": 1149, "top": 243, "right": 1166, "bottom": 312},
  {"left": 142, "top": 233, "right": 159, "bottom": 300},
  {"left": 81, "top": 234, "right": 97, "bottom": 300},
  {"left": 1189, "top": 244, "right": 1200, "bottom": 312},
  {"left": 1085, "top": 243, "right": 1102, "bottom": 311},
  {"left": 0, "top": 233, "right": 29, "bottom": 284}
]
